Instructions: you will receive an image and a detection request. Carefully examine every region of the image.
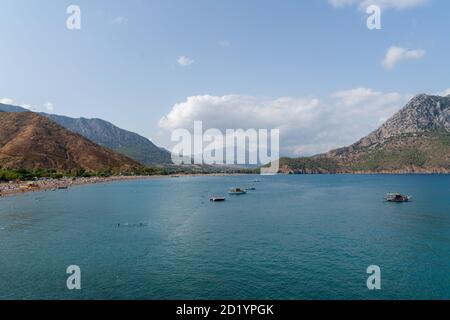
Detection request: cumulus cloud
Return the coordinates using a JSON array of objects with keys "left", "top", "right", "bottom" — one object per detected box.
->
[
  {"left": 1, "top": 98, "right": 56, "bottom": 112},
  {"left": 44, "top": 101, "right": 54, "bottom": 111},
  {"left": 158, "top": 88, "right": 411, "bottom": 157},
  {"left": 328, "top": 0, "right": 430, "bottom": 10},
  {"left": 382, "top": 46, "right": 426, "bottom": 70},
  {"left": 0, "top": 98, "right": 14, "bottom": 105},
  {"left": 1, "top": 98, "right": 35, "bottom": 111},
  {"left": 177, "top": 56, "right": 194, "bottom": 67},
  {"left": 21, "top": 104, "right": 35, "bottom": 111}
]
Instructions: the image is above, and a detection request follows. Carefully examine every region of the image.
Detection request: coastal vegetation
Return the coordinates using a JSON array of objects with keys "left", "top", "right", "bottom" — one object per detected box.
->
[
  {"left": 0, "top": 166, "right": 259, "bottom": 182},
  {"left": 0, "top": 167, "right": 153, "bottom": 182},
  {"left": 0, "top": 168, "right": 64, "bottom": 181}
]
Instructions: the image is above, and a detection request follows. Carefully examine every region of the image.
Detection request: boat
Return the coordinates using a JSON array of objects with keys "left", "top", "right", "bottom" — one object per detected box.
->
[
  {"left": 385, "top": 193, "right": 411, "bottom": 202},
  {"left": 228, "top": 188, "right": 247, "bottom": 195},
  {"left": 245, "top": 187, "right": 256, "bottom": 191},
  {"left": 210, "top": 196, "right": 226, "bottom": 202}
]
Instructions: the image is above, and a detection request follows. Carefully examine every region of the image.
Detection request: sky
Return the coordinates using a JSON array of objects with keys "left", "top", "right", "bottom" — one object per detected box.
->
[{"left": 1, "top": 0, "right": 449, "bottom": 156}]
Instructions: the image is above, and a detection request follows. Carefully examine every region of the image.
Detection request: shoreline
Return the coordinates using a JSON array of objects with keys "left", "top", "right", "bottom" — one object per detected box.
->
[
  {"left": 2, "top": 172, "right": 448, "bottom": 198},
  {"left": 0, "top": 173, "right": 248, "bottom": 198},
  {"left": 0, "top": 176, "right": 158, "bottom": 197}
]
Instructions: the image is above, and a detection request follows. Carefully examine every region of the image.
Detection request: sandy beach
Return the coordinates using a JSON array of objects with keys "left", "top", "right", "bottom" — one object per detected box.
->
[
  {"left": 0, "top": 173, "right": 246, "bottom": 197},
  {"left": 0, "top": 176, "right": 157, "bottom": 197}
]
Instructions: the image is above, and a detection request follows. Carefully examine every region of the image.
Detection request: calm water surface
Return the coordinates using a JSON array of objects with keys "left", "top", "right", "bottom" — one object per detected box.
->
[{"left": 0, "top": 175, "right": 449, "bottom": 299}]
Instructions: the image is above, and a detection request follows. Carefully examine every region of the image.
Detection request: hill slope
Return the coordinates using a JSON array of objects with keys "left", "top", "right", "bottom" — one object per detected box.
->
[
  {"left": 0, "top": 103, "right": 172, "bottom": 165},
  {"left": 0, "top": 112, "right": 143, "bottom": 173},
  {"left": 0, "top": 103, "right": 27, "bottom": 113},
  {"left": 43, "top": 114, "right": 172, "bottom": 165},
  {"left": 279, "top": 94, "right": 450, "bottom": 174}
]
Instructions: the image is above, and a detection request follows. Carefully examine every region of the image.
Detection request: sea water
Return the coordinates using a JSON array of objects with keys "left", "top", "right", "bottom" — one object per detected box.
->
[{"left": 0, "top": 175, "right": 449, "bottom": 299}]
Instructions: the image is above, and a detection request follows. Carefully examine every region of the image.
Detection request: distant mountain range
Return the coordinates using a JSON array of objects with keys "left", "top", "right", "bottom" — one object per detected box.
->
[
  {"left": 0, "top": 112, "right": 142, "bottom": 173},
  {"left": 278, "top": 94, "right": 450, "bottom": 174},
  {"left": 0, "top": 103, "right": 172, "bottom": 165},
  {"left": 0, "top": 104, "right": 26, "bottom": 113},
  {"left": 2, "top": 93, "right": 449, "bottom": 175}
]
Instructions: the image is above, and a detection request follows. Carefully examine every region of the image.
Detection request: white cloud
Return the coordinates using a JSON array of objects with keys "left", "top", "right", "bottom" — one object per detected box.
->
[
  {"left": 44, "top": 101, "right": 54, "bottom": 111},
  {"left": 112, "top": 16, "right": 128, "bottom": 25},
  {"left": 21, "top": 104, "right": 35, "bottom": 111},
  {"left": 158, "top": 88, "right": 410, "bottom": 157},
  {"left": 382, "top": 46, "right": 426, "bottom": 70},
  {"left": 438, "top": 88, "right": 450, "bottom": 96},
  {"left": 0, "top": 98, "right": 14, "bottom": 105},
  {"left": 0, "top": 97, "right": 56, "bottom": 112},
  {"left": 177, "top": 56, "right": 194, "bottom": 67},
  {"left": 1, "top": 98, "right": 57, "bottom": 112},
  {"left": 329, "top": 0, "right": 430, "bottom": 10}
]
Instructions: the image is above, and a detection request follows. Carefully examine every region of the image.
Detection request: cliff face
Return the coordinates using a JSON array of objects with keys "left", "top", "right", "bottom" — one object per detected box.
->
[
  {"left": 0, "top": 112, "right": 143, "bottom": 173},
  {"left": 279, "top": 94, "right": 450, "bottom": 174}
]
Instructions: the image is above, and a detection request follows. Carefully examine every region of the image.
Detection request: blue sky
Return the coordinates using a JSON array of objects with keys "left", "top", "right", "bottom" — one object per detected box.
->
[{"left": 1, "top": 0, "right": 449, "bottom": 155}]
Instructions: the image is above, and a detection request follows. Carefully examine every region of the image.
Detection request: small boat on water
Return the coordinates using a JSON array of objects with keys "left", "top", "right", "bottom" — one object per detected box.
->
[
  {"left": 385, "top": 193, "right": 411, "bottom": 202},
  {"left": 245, "top": 187, "right": 256, "bottom": 191},
  {"left": 210, "top": 196, "right": 226, "bottom": 202},
  {"left": 228, "top": 188, "right": 247, "bottom": 195}
]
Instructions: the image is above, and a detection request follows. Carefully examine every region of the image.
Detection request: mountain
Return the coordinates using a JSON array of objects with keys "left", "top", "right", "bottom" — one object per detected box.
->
[
  {"left": 42, "top": 114, "right": 172, "bottom": 165},
  {"left": 0, "top": 103, "right": 172, "bottom": 165},
  {"left": 0, "top": 103, "right": 27, "bottom": 113},
  {"left": 278, "top": 94, "right": 450, "bottom": 174},
  {"left": 344, "top": 94, "right": 450, "bottom": 149},
  {"left": 0, "top": 112, "right": 143, "bottom": 173}
]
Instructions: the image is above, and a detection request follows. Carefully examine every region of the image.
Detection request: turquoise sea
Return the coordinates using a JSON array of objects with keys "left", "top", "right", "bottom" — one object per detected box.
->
[{"left": 0, "top": 175, "right": 449, "bottom": 300}]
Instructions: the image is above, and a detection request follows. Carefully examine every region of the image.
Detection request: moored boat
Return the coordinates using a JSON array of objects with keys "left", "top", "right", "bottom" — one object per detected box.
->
[
  {"left": 385, "top": 193, "right": 411, "bottom": 202},
  {"left": 210, "top": 196, "right": 226, "bottom": 202},
  {"left": 228, "top": 188, "right": 247, "bottom": 195}
]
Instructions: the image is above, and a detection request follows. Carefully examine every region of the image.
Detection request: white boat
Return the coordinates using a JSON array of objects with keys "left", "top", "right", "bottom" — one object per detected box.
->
[{"left": 228, "top": 188, "right": 247, "bottom": 195}]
